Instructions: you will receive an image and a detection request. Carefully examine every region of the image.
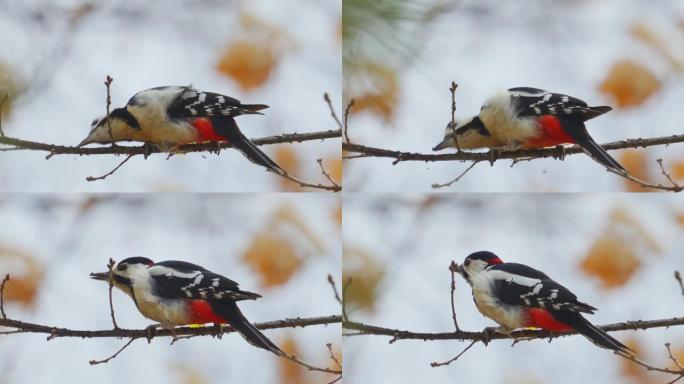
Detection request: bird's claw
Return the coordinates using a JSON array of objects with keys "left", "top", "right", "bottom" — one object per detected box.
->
[{"left": 145, "top": 324, "right": 157, "bottom": 343}]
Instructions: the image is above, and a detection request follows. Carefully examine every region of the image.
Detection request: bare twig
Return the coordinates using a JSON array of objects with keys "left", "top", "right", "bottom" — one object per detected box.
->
[
  {"left": 431, "top": 162, "right": 479, "bottom": 189},
  {"left": 105, "top": 259, "right": 118, "bottom": 329},
  {"left": 609, "top": 163, "right": 683, "bottom": 193},
  {"left": 89, "top": 338, "right": 135, "bottom": 365},
  {"left": 328, "top": 275, "right": 343, "bottom": 307},
  {"left": 0, "top": 274, "right": 9, "bottom": 319},
  {"left": 449, "top": 81, "right": 461, "bottom": 152},
  {"left": 280, "top": 352, "right": 342, "bottom": 375},
  {"left": 317, "top": 159, "right": 341, "bottom": 190},
  {"left": 278, "top": 169, "right": 342, "bottom": 192},
  {"left": 616, "top": 347, "right": 684, "bottom": 382},
  {"left": 343, "top": 99, "right": 354, "bottom": 144},
  {"left": 657, "top": 159, "right": 683, "bottom": 190},
  {"left": 326, "top": 342, "right": 342, "bottom": 369},
  {"left": 667, "top": 343, "right": 684, "bottom": 370},
  {"left": 430, "top": 340, "right": 476, "bottom": 367},
  {"left": 448, "top": 261, "right": 460, "bottom": 332},
  {"left": 324, "top": 93, "right": 343, "bottom": 131},
  {"left": 86, "top": 154, "right": 134, "bottom": 182},
  {"left": 341, "top": 277, "right": 352, "bottom": 322},
  {"left": 675, "top": 271, "right": 684, "bottom": 296},
  {"left": 104, "top": 75, "right": 114, "bottom": 141}
]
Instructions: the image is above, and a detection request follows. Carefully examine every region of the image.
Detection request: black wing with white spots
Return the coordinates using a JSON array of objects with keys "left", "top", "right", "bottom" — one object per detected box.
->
[
  {"left": 148, "top": 260, "right": 261, "bottom": 302},
  {"left": 490, "top": 263, "right": 597, "bottom": 314},
  {"left": 166, "top": 87, "right": 268, "bottom": 119},
  {"left": 508, "top": 87, "right": 612, "bottom": 121}
]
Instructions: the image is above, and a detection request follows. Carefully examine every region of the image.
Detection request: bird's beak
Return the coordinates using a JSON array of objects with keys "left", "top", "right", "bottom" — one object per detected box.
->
[
  {"left": 77, "top": 137, "right": 93, "bottom": 147},
  {"left": 89, "top": 271, "right": 110, "bottom": 281},
  {"left": 432, "top": 138, "right": 451, "bottom": 151}
]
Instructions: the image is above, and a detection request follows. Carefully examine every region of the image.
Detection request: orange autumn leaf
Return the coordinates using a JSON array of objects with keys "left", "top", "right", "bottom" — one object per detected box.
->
[
  {"left": 630, "top": 22, "right": 683, "bottom": 72},
  {"left": 619, "top": 338, "right": 650, "bottom": 381},
  {"left": 669, "top": 343, "right": 684, "bottom": 371},
  {"left": 671, "top": 160, "right": 684, "bottom": 180},
  {"left": 348, "top": 60, "right": 399, "bottom": 122},
  {"left": 323, "top": 156, "right": 342, "bottom": 185},
  {"left": 334, "top": 201, "right": 342, "bottom": 227},
  {"left": 172, "top": 364, "right": 208, "bottom": 384},
  {"left": 278, "top": 337, "right": 308, "bottom": 384},
  {"left": 581, "top": 207, "right": 660, "bottom": 288},
  {"left": 242, "top": 204, "right": 323, "bottom": 288},
  {"left": 619, "top": 150, "right": 651, "bottom": 192},
  {"left": 275, "top": 146, "right": 302, "bottom": 192},
  {"left": 343, "top": 247, "right": 385, "bottom": 312},
  {"left": 243, "top": 232, "right": 302, "bottom": 288},
  {"left": 0, "top": 245, "right": 44, "bottom": 308},
  {"left": 675, "top": 212, "right": 684, "bottom": 229},
  {"left": 216, "top": 40, "right": 277, "bottom": 91},
  {"left": 599, "top": 60, "right": 660, "bottom": 108}
]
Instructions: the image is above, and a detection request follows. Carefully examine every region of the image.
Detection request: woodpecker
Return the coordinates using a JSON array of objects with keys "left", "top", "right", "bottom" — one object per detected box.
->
[
  {"left": 457, "top": 251, "right": 631, "bottom": 354},
  {"left": 80, "top": 86, "right": 285, "bottom": 175},
  {"left": 433, "top": 87, "right": 625, "bottom": 173},
  {"left": 90, "top": 257, "right": 284, "bottom": 356}
]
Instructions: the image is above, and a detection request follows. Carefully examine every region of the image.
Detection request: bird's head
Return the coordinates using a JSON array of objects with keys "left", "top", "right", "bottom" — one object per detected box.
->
[
  {"left": 458, "top": 251, "right": 504, "bottom": 281},
  {"left": 90, "top": 257, "right": 154, "bottom": 292},
  {"left": 78, "top": 107, "right": 141, "bottom": 147},
  {"left": 432, "top": 116, "right": 493, "bottom": 151}
]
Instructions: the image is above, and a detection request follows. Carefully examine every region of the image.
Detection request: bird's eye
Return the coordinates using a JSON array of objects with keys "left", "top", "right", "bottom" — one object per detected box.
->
[
  {"left": 464, "top": 259, "right": 471, "bottom": 266},
  {"left": 117, "top": 264, "right": 128, "bottom": 271},
  {"left": 91, "top": 118, "right": 98, "bottom": 126}
]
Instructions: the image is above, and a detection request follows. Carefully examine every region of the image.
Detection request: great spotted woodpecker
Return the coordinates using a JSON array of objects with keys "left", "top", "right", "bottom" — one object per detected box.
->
[
  {"left": 80, "top": 86, "right": 285, "bottom": 175},
  {"left": 90, "top": 257, "right": 284, "bottom": 356},
  {"left": 433, "top": 87, "right": 625, "bottom": 173},
  {"left": 457, "top": 251, "right": 631, "bottom": 354}
]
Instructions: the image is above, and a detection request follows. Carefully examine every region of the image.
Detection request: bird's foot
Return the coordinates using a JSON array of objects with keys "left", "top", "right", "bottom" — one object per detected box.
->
[
  {"left": 554, "top": 144, "right": 566, "bottom": 161},
  {"left": 145, "top": 324, "right": 159, "bottom": 343},
  {"left": 213, "top": 322, "right": 223, "bottom": 340},
  {"left": 141, "top": 143, "right": 160, "bottom": 159},
  {"left": 487, "top": 149, "right": 501, "bottom": 166},
  {"left": 482, "top": 326, "right": 505, "bottom": 346}
]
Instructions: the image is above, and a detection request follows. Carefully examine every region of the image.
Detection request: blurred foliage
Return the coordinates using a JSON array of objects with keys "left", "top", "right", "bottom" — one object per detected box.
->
[
  {"left": 580, "top": 207, "right": 660, "bottom": 289},
  {"left": 242, "top": 204, "right": 324, "bottom": 288},
  {"left": 343, "top": 0, "right": 450, "bottom": 121},
  {"left": 275, "top": 146, "right": 302, "bottom": 191},
  {"left": 600, "top": 20, "right": 684, "bottom": 108},
  {"left": 216, "top": 13, "right": 294, "bottom": 91},
  {"left": 278, "top": 336, "right": 307, "bottom": 384},
  {"left": 619, "top": 150, "right": 653, "bottom": 192},
  {"left": 343, "top": 246, "right": 385, "bottom": 312},
  {"left": 172, "top": 364, "right": 208, "bottom": 384},
  {"left": 0, "top": 245, "right": 43, "bottom": 308},
  {"left": 0, "top": 60, "right": 23, "bottom": 123},
  {"left": 600, "top": 60, "right": 660, "bottom": 108}
]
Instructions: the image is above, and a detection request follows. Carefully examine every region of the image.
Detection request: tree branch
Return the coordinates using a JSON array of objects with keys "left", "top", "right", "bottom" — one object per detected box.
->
[
  {"left": 0, "top": 315, "right": 341, "bottom": 339},
  {"left": 0, "top": 130, "right": 341, "bottom": 156},
  {"left": 343, "top": 134, "right": 684, "bottom": 163},
  {"left": 342, "top": 316, "right": 684, "bottom": 343}
]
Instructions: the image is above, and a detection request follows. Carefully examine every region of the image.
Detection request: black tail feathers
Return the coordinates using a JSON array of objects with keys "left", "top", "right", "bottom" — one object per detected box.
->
[
  {"left": 212, "top": 117, "right": 286, "bottom": 175},
  {"left": 574, "top": 315, "right": 632, "bottom": 354},
  {"left": 216, "top": 301, "right": 285, "bottom": 356},
  {"left": 562, "top": 119, "right": 626, "bottom": 173}
]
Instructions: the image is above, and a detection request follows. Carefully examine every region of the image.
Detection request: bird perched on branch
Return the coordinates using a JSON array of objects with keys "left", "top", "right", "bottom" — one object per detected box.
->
[
  {"left": 457, "top": 251, "right": 632, "bottom": 354},
  {"left": 80, "top": 86, "right": 285, "bottom": 175},
  {"left": 433, "top": 87, "right": 625, "bottom": 173},
  {"left": 90, "top": 257, "right": 284, "bottom": 356}
]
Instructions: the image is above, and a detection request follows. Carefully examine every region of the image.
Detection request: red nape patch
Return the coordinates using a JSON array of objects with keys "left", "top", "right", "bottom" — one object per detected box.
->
[
  {"left": 489, "top": 257, "right": 503, "bottom": 265},
  {"left": 523, "top": 115, "right": 575, "bottom": 148},
  {"left": 526, "top": 308, "right": 573, "bottom": 332},
  {"left": 191, "top": 118, "right": 228, "bottom": 142},
  {"left": 189, "top": 300, "right": 226, "bottom": 324}
]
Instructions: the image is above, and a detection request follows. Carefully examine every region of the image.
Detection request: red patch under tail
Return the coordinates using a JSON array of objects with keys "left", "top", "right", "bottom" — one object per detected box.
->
[
  {"left": 523, "top": 115, "right": 575, "bottom": 148},
  {"left": 189, "top": 300, "right": 226, "bottom": 324},
  {"left": 526, "top": 308, "right": 573, "bottom": 332}
]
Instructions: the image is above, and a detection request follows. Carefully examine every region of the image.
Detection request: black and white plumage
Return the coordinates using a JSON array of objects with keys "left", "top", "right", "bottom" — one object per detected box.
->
[
  {"left": 80, "top": 86, "right": 284, "bottom": 175},
  {"left": 90, "top": 257, "right": 284, "bottom": 356},
  {"left": 458, "top": 251, "right": 631, "bottom": 354},
  {"left": 434, "top": 87, "right": 625, "bottom": 173}
]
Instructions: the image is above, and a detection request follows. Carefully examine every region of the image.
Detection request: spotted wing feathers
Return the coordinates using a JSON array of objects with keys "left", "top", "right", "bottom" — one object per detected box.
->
[
  {"left": 149, "top": 261, "right": 260, "bottom": 302},
  {"left": 164, "top": 86, "right": 268, "bottom": 119},
  {"left": 508, "top": 87, "right": 611, "bottom": 121},
  {"left": 490, "top": 263, "right": 596, "bottom": 314}
]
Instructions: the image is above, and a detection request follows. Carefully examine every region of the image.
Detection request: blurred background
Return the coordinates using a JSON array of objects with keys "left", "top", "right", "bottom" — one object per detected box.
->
[
  {"left": 0, "top": 194, "right": 341, "bottom": 383},
  {"left": 0, "top": 0, "right": 341, "bottom": 192},
  {"left": 343, "top": 194, "right": 684, "bottom": 383},
  {"left": 343, "top": 0, "right": 684, "bottom": 192}
]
